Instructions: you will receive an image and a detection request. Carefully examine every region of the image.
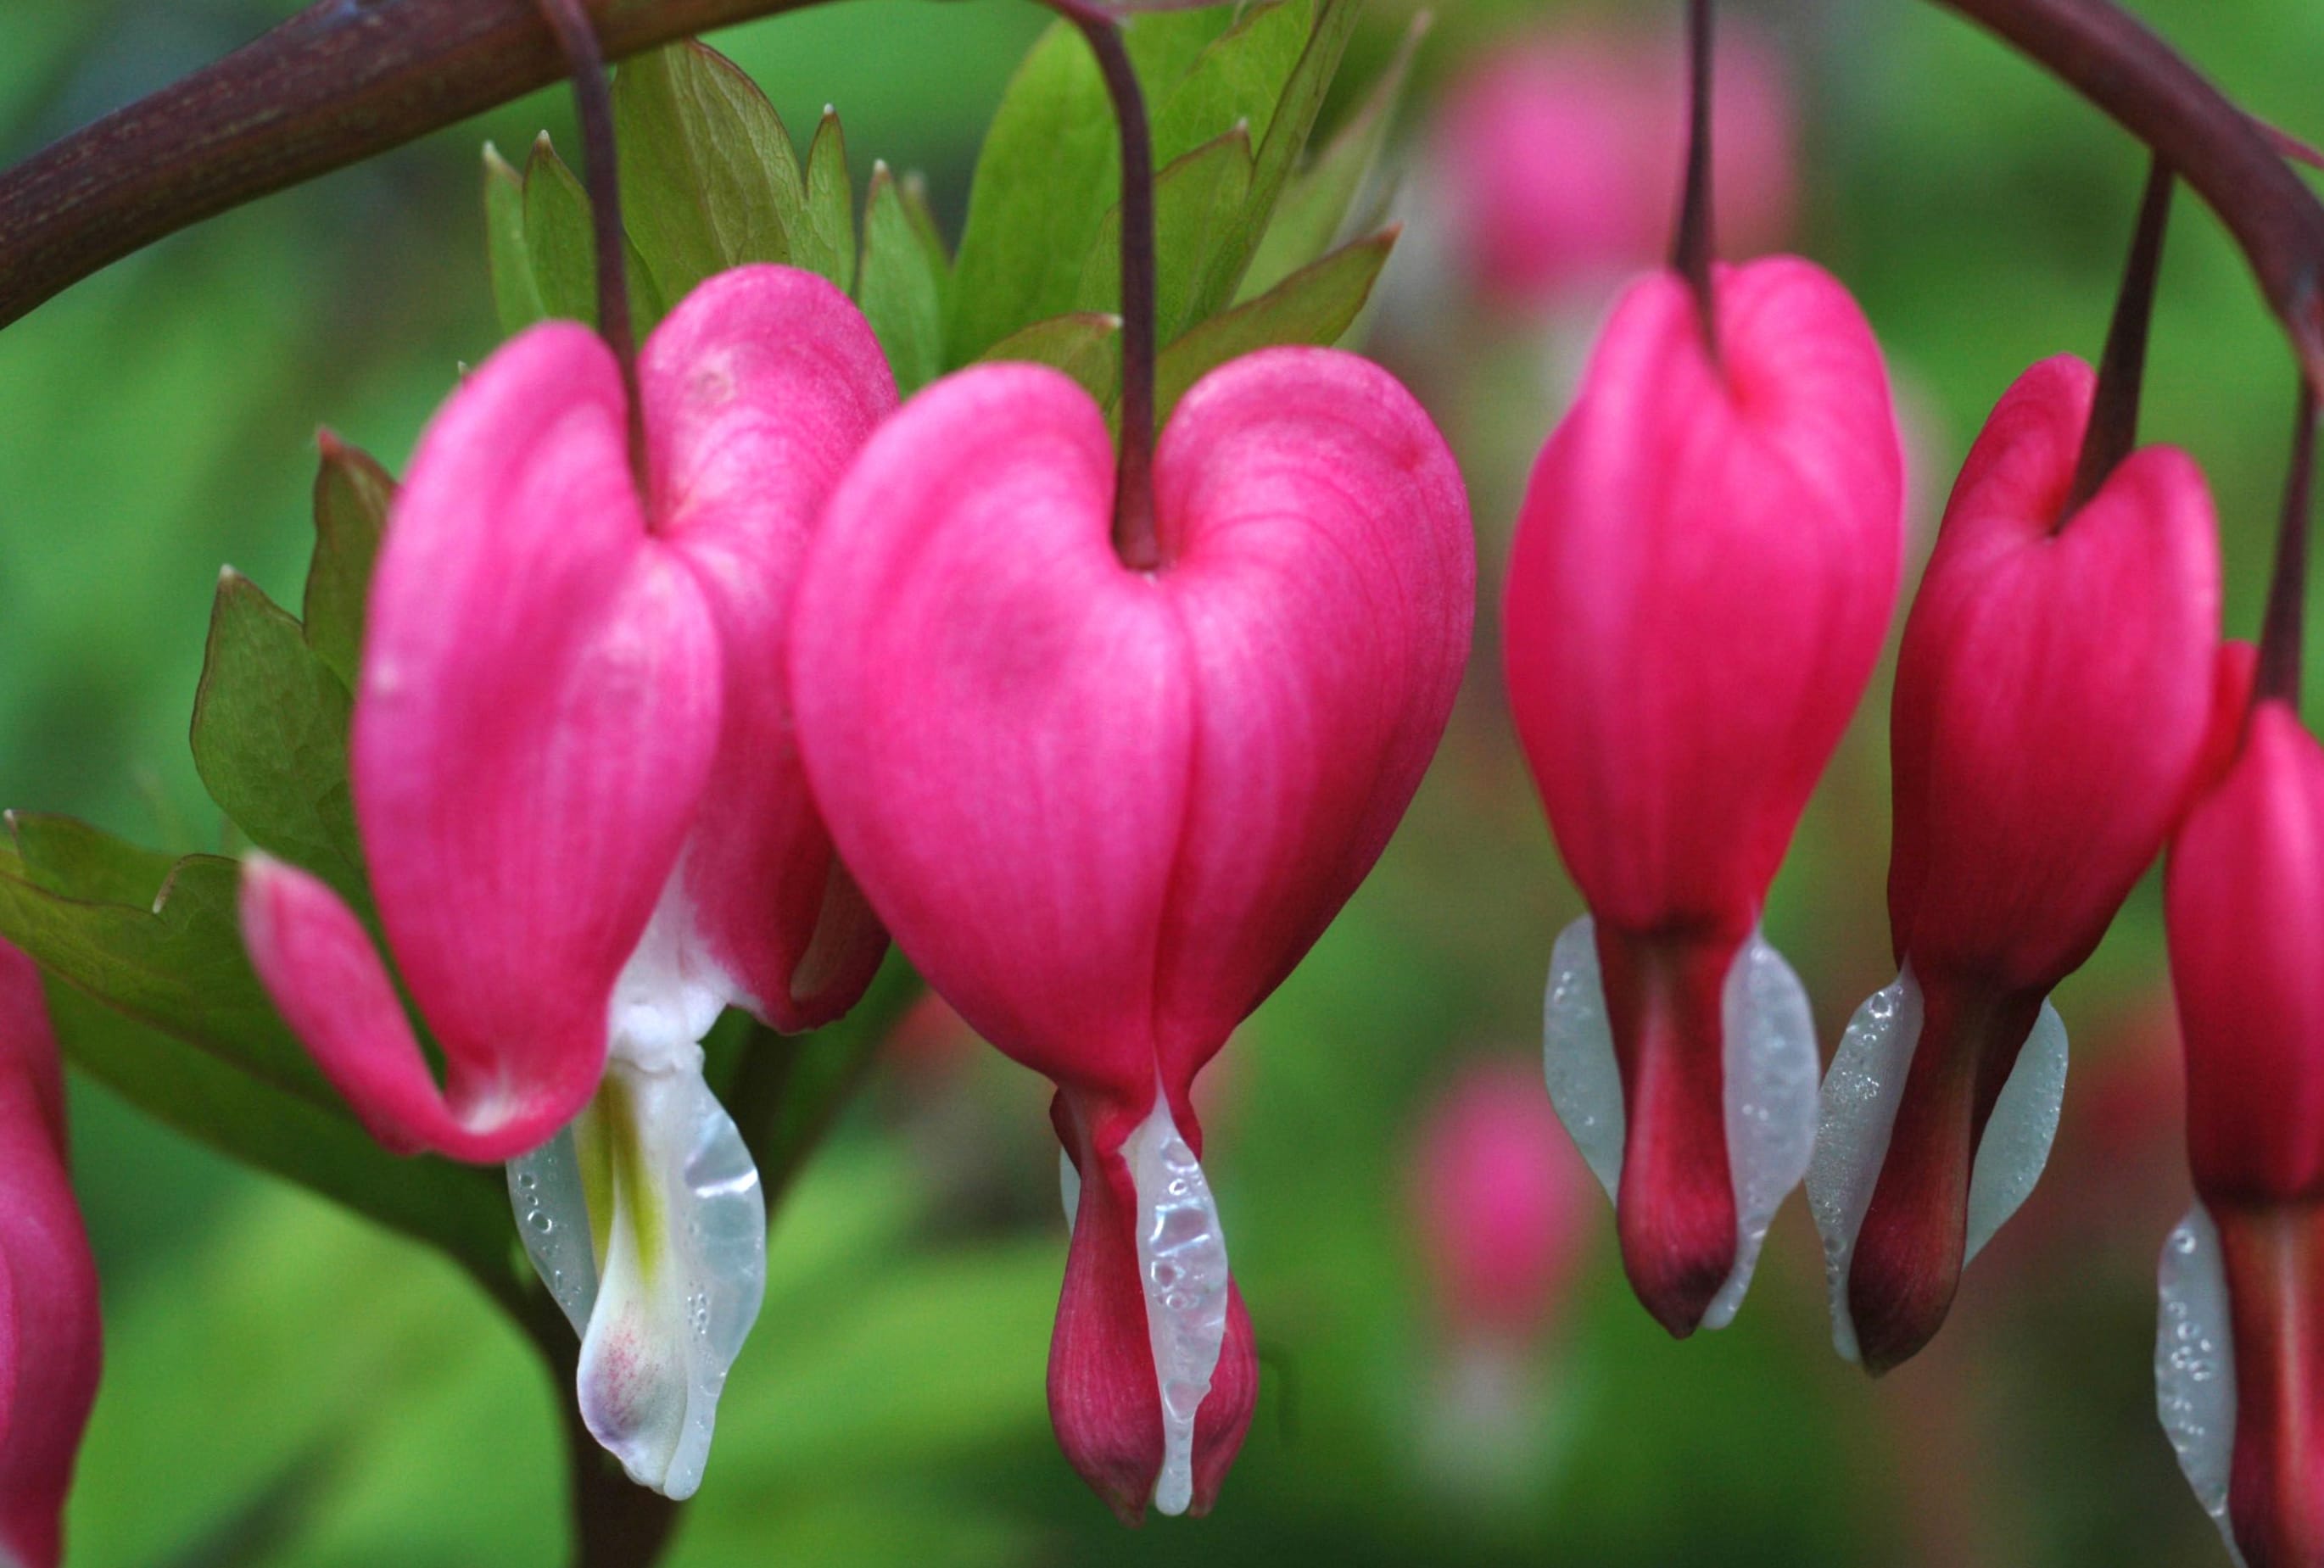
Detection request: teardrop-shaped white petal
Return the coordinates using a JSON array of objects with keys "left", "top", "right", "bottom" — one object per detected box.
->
[
  {"left": 565, "top": 1052, "right": 766, "bottom": 1501},
  {"left": 1540, "top": 914, "right": 1819, "bottom": 1330},
  {"left": 1806, "top": 968, "right": 2069, "bottom": 1363},
  {"left": 1543, "top": 916, "right": 1623, "bottom": 1201},
  {"left": 1060, "top": 1146, "right": 1081, "bottom": 1232},
  {"left": 1704, "top": 931, "right": 1821, "bottom": 1331},
  {"left": 1126, "top": 1091, "right": 1231, "bottom": 1517},
  {"left": 508, "top": 1126, "right": 599, "bottom": 1336},
  {"left": 2156, "top": 1203, "right": 2244, "bottom": 1565},
  {"left": 1963, "top": 999, "right": 2068, "bottom": 1262}
]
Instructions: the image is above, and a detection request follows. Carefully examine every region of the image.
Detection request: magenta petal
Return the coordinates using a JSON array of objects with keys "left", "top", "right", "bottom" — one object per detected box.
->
[
  {"left": 346, "top": 324, "right": 723, "bottom": 1158},
  {"left": 644, "top": 265, "right": 900, "bottom": 1032},
  {"left": 790, "top": 352, "right": 1472, "bottom": 1102},
  {"left": 241, "top": 854, "right": 596, "bottom": 1158},
  {"left": 0, "top": 944, "right": 99, "bottom": 1568}
]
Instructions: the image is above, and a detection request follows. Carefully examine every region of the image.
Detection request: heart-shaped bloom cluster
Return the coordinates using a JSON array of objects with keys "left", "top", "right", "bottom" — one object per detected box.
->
[
  {"left": 0, "top": 942, "right": 100, "bottom": 1568},
  {"left": 241, "top": 264, "right": 895, "bottom": 1498},
  {"left": 2159, "top": 695, "right": 2324, "bottom": 1568},
  {"left": 1504, "top": 256, "right": 1904, "bottom": 1336},
  {"left": 1806, "top": 354, "right": 2223, "bottom": 1371},
  {"left": 789, "top": 348, "right": 1474, "bottom": 1520}
]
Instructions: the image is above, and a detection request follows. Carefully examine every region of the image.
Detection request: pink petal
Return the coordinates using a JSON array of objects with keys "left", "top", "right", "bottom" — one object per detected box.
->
[
  {"left": 790, "top": 352, "right": 1472, "bottom": 1107},
  {"left": 344, "top": 323, "right": 723, "bottom": 1158},
  {"left": 1888, "top": 354, "right": 2221, "bottom": 989},
  {"left": 240, "top": 854, "right": 601, "bottom": 1158},
  {"left": 0, "top": 944, "right": 100, "bottom": 1568},
  {"left": 642, "top": 265, "right": 900, "bottom": 1033}
]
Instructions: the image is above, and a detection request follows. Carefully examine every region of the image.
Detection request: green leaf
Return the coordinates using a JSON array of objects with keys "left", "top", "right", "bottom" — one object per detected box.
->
[
  {"left": 1196, "top": 0, "right": 1361, "bottom": 324},
  {"left": 521, "top": 135, "right": 598, "bottom": 326},
  {"left": 45, "top": 978, "right": 512, "bottom": 1291},
  {"left": 301, "top": 434, "right": 390, "bottom": 693},
  {"left": 481, "top": 142, "right": 547, "bottom": 337},
  {"left": 5, "top": 812, "right": 174, "bottom": 907},
  {"left": 1155, "top": 226, "right": 1395, "bottom": 424},
  {"left": 613, "top": 41, "right": 801, "bottom": 305},
  {"left": 978, "top": 312, "right": 1122, "bottom": 405},
  {"left": 1243, "top": 10, "right": 1424, "bottom": 299},
  {"left": 858, "top": 163, "right": 947, "bottom": 395},
  {"left": 0, "top": 829, "right": 334, "bottom": 1111},
  {"left": 1147, "top": 1, "right": 1312, "bottom": 162},
  {"left": 190, "top": 571, "right": 367, "bottom": 909},
  {"left": 799, "top": 108, "right": 856, "bottom": 294},
  {"left": 1078, "top": 128, "right": 1255, "bottom": 347},
  {"left": 519, "top": 135, "right": 667, "bottom": 334}
]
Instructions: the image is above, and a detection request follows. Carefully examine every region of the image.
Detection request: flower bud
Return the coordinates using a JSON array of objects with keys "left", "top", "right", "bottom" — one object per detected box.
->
[
  {"left": 1506, "top": 257, "right": 1904, "bottom": 1335},
  {"left": 1808, "top": 355, "right": 2221, "bottom": 1372}
]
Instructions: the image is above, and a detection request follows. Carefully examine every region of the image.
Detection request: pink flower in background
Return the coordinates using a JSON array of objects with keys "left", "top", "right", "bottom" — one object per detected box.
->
[
  {"left": 1435, "top": 20, "right": 1796, "bottom": 310},
  {"left": 1412, "top": 1059, "right": 1595, "bottom": 1344},
  {"left": 1506, "top": 258, "right": 1904, "bottom": 1339},
  {"left": 0, "top": 943, "right": 100, "bottom": 1568},
  {"left": 790, "top": 349, "right": 1474, "bottom": 1521}
]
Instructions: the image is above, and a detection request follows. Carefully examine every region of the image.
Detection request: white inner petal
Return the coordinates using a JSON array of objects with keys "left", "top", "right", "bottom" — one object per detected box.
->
[
  {"left": 508, "top": 1127, "right": 599, "bottom": 1337},
  {"left": 1060, "top": 1146, "right": 1081, "bottom": 1232},
  {"left": 1705, "top": 930, "right": 1821, "bottom": 1330},
  {"left": 2156, "top": 1203, "right": 2244, "bottom": 1565},
  {"left": 1805, "top": 968, "right": 2068, "bottom": 1364},
  {"left": 1540, "top": 914, "right": 1819, "bottom": 1331},
  {"left": 506, "top": 1046, "right": 766, "bottom": 1501},
  {"left": 1126, "top": 1089, "right": 1232, "bottom": 1517},
  {"left": 606, "top": 865, "right": 733, "bottom": 1074}
]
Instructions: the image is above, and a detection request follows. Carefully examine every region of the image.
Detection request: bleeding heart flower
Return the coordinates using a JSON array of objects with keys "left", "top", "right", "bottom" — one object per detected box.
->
[
  {"left": 1804, "top": 354, "right": 2222, "bottom": 1371},
  {"left": 788, "top": 348, "right": 1474, "bottom": 1521},
  {"left": 0, "top": 942, "right": 100, "bottom": 1568},
  {"left": 1504, "top": 257, "right": 1904, "bottom": 1337},
  {"left": 2159, "top": 695, "right": 2324, "bottom": 1568},
  {"left": 240, "top": 264, "right": 897, "bottom": 1497}
]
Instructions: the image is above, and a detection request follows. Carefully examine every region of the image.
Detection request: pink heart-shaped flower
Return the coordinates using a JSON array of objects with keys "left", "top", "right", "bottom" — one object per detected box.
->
[
  {"left": 243, "top": 264, "right": 896, "bottom": 1161},
  {"left": 789, "top": 347, "right": 1473, "bottom": 1518}
]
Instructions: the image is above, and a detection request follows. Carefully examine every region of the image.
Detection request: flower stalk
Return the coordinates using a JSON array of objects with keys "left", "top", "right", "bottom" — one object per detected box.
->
[
  {"left": 2257, "top": 382, "right": 2320, "bottom": 708},
  {"left": 2063, "top": 154, "right": 2172, "bottom": 517},
  {"left": 1670, "top": 0, "right": 1718, "bottom": 353}
]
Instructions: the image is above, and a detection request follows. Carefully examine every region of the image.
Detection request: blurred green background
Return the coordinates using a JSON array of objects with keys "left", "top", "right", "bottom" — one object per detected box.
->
[{"left": 3, "top": 0, "right": 2320, "bottom": 1563}]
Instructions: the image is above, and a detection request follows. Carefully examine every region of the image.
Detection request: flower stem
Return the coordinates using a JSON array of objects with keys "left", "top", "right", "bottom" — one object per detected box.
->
[
  {"left": 1669, "top": 0, "right": 1718, "bottom": 355},
  {"left": 2062, "top": 153, "right": 2172, "bottom": 519},
  {"left": 2256, "top": 380, "right": 2320, "bottom": 710},
  {"left": 533, "top": 0, "right": 649, "bottom": 489},
  {"left": 1045, "top": 1, "right": 1159, "bottom": 569}
]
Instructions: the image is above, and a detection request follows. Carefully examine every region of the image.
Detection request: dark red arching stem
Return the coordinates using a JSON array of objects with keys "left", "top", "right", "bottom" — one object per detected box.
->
[
  {"left": 1932, "top": 0, "right": 2324, "bottom": 402},
  {"left": 2256, "top": 380, "right": 2320, "bottom": 710},
  {"left": 1669, "top": 0, "right": 1718, "bottom": 354},
  {"left": 2062, "top": 153, "right": 2174, "bottom": 519},
  {"left": 532, "top": 0, "right": 648, "bottom": 488},
  {"left": 1042, "top": 1, "right": 1159, "bottom": 570}
]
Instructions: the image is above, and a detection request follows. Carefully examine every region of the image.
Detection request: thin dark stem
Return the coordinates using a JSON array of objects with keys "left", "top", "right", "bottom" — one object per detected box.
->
[
  {"left": 1670, "top": 0, "right": 1718, "bottom": 354},
  {"left": 2257, "top": 381, "right": 2320, "bottom": 710},
  {"left": 1044, "top": 1, "right": 1159, "bottom": 569},
  {"left": 533, "top": 0, "right": 648, "bottom": 487},
  {"left": 2063, "top": 153, "right": 2173, "bottom": 519}
]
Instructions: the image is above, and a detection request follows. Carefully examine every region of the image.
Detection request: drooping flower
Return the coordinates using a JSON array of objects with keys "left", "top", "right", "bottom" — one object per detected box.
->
[
  {"left": 1806, "top": 355, "right": 2221, "bottom": 1372},
  {"left": 0, "top": 942, "right": 100, "bottom": 1568},
  {"left": 788, "top": 349, "right": 1474, "bottom": 1521},
  {"left": 1433, "top": 20, "right": 1795, "bottom": 310},
  {"left": 2159, "top": 694, "right": 2324, "bottom": 1568},
  {"left": 241, "top": 264, "right": 896, "bottom": 1497},
  {"left": 1504, "top": 257, "right": 1905, "bottom": 1337}
]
